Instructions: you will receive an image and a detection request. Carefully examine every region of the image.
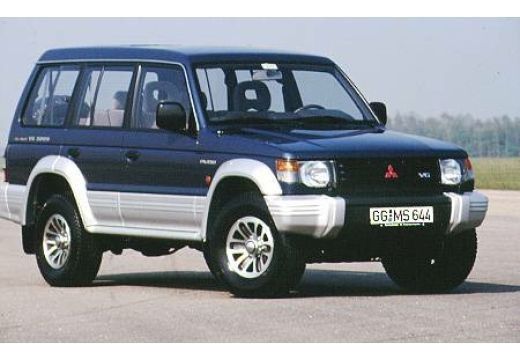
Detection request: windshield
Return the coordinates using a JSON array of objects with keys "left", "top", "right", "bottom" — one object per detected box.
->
[{"left": 195, "top": 63, "right": 376, "bottom": 128}]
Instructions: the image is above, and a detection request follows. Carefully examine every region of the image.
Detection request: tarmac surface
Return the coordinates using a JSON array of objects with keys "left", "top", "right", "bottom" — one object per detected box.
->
[{"left": 0, "top": 190, "right": 518, "bottom": 342}]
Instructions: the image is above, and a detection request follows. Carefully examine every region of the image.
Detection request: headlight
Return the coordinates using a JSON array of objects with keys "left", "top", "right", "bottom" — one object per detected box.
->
[
  {"left": 299, "top": 161, "right": 332, "bottom": 188},
  {"left": 440, "top": 159, "right": 462, "bottom": 185},
  {"left": 276, "top": 159, "right": 334, "bottom": 188}
]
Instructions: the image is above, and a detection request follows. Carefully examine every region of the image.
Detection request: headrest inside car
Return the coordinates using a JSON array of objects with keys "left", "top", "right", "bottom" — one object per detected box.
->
[
  {"left": 233, "top": 81, "right": 271, "bottom": 112},
  {"left": 143, "top": 81, "right": 179, "bottom": 113}
]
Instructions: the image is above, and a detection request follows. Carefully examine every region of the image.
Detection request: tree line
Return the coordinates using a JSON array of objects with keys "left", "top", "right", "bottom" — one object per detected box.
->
[{"left": 389, "top": 113, "right": 520, "bottom": 157}]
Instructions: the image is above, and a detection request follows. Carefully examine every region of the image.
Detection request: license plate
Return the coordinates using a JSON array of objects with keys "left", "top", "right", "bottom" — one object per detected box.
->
[{"left": 369, "top": 206, "right": 434, "bottom": 227}]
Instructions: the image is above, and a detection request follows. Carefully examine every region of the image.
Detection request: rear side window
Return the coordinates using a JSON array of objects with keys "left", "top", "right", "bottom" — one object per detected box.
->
[
  {"left": 73, "top": 66, "right": 134, "bottom": 128},
  {"left": 23, "top": 66, "right": 79, "bottom": 127}
]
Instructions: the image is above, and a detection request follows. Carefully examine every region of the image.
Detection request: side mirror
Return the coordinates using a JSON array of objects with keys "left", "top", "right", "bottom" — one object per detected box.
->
[
  {"left": 370, "top": 102, "right": 387, "bottom": 125},
  {"left": 156, "top": 102, "right": 187, "bottom": 132}
]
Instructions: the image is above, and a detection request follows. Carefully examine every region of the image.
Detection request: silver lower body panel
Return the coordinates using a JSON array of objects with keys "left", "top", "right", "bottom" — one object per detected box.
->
[{"left": 0, "top": 183, "right": 25, "bottom": 223}]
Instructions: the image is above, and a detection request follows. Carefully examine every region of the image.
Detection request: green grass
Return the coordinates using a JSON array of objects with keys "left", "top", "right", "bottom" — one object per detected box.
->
[
  {"left": 472, "top": 157, "right": 520, "bottom": 190},
  {"left": 0, "top": 157, "right": 518, "bottom": 190}
]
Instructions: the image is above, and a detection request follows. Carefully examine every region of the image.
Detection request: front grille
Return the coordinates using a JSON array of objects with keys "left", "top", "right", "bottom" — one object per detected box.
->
[{"left": 336, "top": 158, "right": 441, "bottom": 196}]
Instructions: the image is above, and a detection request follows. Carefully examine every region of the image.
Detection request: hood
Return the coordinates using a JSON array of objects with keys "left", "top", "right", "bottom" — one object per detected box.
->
[{"left": 219, "top": 127, "right": 467, "bottom": 159}]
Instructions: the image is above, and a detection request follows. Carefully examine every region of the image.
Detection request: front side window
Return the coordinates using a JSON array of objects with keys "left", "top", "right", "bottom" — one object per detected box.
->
[
  {"left": 133, "top": 65, "right": 192, "bottom": 129},
  {"left": 195, "top": 63, "right": 374, "bottom": 129},
  {"left": 23, "top": 66, "right": 79, "bottom": 127},
  {"left": 73, "top": 66, "right": 134, "bottom": 128},
  {"left": 196, "top": 68, "right": 227, "bottom": 112}
]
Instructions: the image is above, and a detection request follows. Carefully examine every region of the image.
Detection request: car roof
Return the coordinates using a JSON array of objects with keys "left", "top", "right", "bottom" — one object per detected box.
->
[{"left": 38, "top": 45, "right": 335, "bottom": 66}]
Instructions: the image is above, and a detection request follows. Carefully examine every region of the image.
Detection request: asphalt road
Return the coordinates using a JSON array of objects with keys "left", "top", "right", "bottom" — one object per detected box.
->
[{"left": 0, "top": 190, "right": 518, "bottom": 342}]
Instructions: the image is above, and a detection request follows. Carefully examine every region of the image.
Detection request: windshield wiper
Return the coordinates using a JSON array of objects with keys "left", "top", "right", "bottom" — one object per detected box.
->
[
  {"left": 211, "top": 115, "right": 303, "bottom": 128},
  {"left": 211, "top": 116, "right": 274, "bottom": 125},
  {"left": 295, "top": 115, "right": 378, "bottom": 128},
  {"left": 210, "top": 114, "right": 380, "bottom": 130}
]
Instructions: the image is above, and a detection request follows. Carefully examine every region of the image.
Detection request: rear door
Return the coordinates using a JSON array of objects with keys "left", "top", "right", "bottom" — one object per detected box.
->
[{"left": 63, "top": 64, "right": 136, "bottom": 227}]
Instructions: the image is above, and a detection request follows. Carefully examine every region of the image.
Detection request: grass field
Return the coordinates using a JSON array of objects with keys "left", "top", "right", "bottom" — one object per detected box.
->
[
  {"left": 472, "top": 157, "right": 520, "bottom": 190},
  {"left": 0, "top": 157, "right": 518, "bottom": 190}
]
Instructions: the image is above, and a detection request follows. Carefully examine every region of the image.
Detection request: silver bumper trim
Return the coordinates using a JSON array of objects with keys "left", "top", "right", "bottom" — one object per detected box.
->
[
  {"left": 444, "top": 191, "right": 489, "bottom": 234},
  {"left": 0, "top": 182, "right": 25, "bottom": 223},
  {"left": 264, "top": 195, "right": 345, "bottom": 239}
]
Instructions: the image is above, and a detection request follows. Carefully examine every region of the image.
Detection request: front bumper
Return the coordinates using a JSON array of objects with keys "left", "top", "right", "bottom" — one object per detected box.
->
[
  {"left": 265, "top": 191, "right": 488, "bottom": 239},
  {"left": 264, "top": 195, "right": 345, "bottom": 238},
  {"left": 444, "top": 191, "right": 489, "bottom": 234}
]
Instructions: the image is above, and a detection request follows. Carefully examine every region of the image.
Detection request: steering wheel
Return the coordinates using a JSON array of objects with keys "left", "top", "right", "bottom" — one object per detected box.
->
[{"left": 294, "top": 104, "right": 325, "bottom": 113}]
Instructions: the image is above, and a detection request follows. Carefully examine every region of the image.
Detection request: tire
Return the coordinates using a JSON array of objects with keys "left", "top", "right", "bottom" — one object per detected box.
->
[
  {"left": 382, "top": 230, "right": 477, "bottom": 293},
  {"left": 202, "top": 242, "right": 218, "bottom": 277},
  {"left": 287, "top": 260, "right": 306, "bottom": 289},
  {"left": 21, "top": 225, "right": 36, "bottom": 254},
  {"left": 205, "top": 191, "right": 305, "bottom": 297},
  {"left": 35, "top": 194, "right": 102, "bottom": 287}
]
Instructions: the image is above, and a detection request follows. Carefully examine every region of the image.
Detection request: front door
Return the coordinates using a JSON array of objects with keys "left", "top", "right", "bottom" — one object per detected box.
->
[{"left": 120, "top": 64, "right": 206, "bottom": 238}]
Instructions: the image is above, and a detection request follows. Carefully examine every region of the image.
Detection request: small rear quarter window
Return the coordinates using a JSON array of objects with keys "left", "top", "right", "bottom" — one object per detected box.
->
[{"left": 22, "top": 66, "right": 79, "bottom": 127}]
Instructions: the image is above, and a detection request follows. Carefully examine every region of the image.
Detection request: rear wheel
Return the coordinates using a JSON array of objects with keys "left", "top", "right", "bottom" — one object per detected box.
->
[
  {"left": 382, "top": 230, "right": 477, "bottom": 293},
  {"left": 35, "top": 194, "right": 102, "bottom": 287},
  {"left": 205, "top": 192, "right": 305, "bottom": 297}
]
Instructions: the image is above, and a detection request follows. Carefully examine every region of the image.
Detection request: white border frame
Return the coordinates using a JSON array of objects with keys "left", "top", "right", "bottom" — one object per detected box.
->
[{"left": 2, "top": 0, "right": 519, "bottom": 17}]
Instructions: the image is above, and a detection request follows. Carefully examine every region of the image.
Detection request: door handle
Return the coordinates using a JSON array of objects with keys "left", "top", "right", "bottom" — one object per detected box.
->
[
  {"left": 67, "top": 148, "right": 80, "bottom": 159},
  {"left": 125, "top": 150, "right": 141, "bottom": 163}
]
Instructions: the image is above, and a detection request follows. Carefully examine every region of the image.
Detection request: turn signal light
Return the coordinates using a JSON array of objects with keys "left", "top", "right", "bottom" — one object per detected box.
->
[
  {"left": 464, "top": 158, "right": 473, "bottom": 171},
  {"left": 276, "top": 159, "right": 299, "bottom": 172},
  {"left": 276, "top": 159, "right": 299, "bottom": 184},
  {"left": 463, "top": 157, "right": 475, "bottom": 182}
]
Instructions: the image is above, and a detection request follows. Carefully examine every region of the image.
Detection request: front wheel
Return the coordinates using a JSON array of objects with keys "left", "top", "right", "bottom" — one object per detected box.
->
[
  {"left": 382, "top": 230, "right": 478, "bottom": 293},
  {"left": 205, "top": 192, "right": 305, "bottom": 297},
  {"left": 35, "top": 194, "right": 102, "bottom": 287}
]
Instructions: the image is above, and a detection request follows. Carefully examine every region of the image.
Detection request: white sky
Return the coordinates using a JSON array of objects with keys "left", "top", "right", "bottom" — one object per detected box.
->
[{"left": 1, "top": 18, "right": 519, "bottom": 150}]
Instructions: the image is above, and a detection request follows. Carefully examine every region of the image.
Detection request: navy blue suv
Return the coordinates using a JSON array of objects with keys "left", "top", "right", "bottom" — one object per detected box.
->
[{"left": 0, "top": 46, "right": 488, "bottom": 296}]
